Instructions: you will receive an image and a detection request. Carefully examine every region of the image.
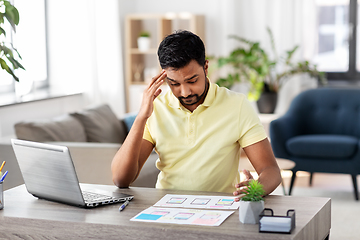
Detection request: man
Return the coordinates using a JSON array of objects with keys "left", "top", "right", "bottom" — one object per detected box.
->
[{"left": 111, "top": 30, "right": 281, "bottom": 200}]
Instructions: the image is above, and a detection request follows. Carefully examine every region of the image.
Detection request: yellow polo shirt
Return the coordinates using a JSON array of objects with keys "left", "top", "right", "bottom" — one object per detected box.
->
[{"left": 143, "top": 82, "right": 267, "bottom": 193}]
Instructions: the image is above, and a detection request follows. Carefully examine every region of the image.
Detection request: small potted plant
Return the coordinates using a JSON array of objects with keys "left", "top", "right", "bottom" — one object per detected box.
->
[
  {"left": 137, "top": 31, "right": 151, "bottom": 52},
  {"left": 239, "top": 179, "right": 265, "bottom": 224}
]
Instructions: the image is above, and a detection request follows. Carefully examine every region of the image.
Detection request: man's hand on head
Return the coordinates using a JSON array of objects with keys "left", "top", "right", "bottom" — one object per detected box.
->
[{"left": 138, "top": 70, "right": 166, "bottom": 120}]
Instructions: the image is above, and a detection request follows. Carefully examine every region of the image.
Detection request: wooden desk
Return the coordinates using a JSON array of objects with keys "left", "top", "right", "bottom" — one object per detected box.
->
[{"left": 0, "top": 184, "right": 330, "bottom": 240}]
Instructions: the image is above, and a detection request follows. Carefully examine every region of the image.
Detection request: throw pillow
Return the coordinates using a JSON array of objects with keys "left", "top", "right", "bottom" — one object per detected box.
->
[
  {"left": 14, "top": 115, "right": 87, "bottom": 142},
  {"left": 71, "top": 104, "right": 127, "bottom": 143},
  {"left": 122, "top": 112, "right": 137, "bottom": 133}
]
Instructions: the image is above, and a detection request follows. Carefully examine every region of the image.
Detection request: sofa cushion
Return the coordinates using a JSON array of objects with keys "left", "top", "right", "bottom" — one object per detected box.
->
[
  {"left": 15, "top": 115, "right": 87, "bottom": 142},
  {"left": 286, "top": 134, "right": 358, "bottom": 159},
  {"left": 71, "top": 104, "right": 127, "bottom": 143},
  {"left": 122, "top": 112, "right": 137, "bottom": 133}
]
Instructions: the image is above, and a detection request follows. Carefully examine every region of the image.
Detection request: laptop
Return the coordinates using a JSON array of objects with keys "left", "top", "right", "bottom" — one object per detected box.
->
[{"left": 11, "top": 139, "right": 133, "bottom": 208}]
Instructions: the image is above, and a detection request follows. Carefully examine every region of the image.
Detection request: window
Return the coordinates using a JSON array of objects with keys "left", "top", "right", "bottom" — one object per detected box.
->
[
  {"left": 0, "top": 0, "right": 48, "bottom": 94},
  {"left": 313, "top": 0, "right": 360, "bottom": 80}
]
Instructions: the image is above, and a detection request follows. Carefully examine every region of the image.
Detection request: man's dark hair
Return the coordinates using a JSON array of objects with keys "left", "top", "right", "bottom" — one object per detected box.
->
[{"left": 157, "top": 30, "right": 206, "bottom": 69}]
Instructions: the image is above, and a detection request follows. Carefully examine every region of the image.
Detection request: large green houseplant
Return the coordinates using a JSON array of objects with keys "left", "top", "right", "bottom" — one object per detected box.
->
[
  {"left": 0, "top": 0, "right": 24, "bottom": 81},
  {"left": 215, "top": 27, "right": 326, "bottom": 113}
]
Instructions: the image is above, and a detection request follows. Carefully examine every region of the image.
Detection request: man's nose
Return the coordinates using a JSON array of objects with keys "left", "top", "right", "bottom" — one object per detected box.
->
[{"left": 180, "top": 84, "right": 191, "bottom": 97}]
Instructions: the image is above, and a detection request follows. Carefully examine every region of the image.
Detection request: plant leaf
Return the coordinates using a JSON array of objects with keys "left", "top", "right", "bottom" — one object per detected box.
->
[
  {"left": 241, "top": 179, "right": 265, "bottom": 201},
  {"left": 0, "top": 26, "right": 5, "bottom": 36},
  {"left": 229, "top": 35, "right": 256, "bottom": 46},
  {"left": 267, "top": 26, "right": 277, "bottom": 61},
  {"left": 4, "top": 1, "right": 19, "bottom": 31},
  {"left": 285, "top": 45, "right": 299, "bottom": 65},
  {"left": 0, "top": 57, "right": 19, "bottom": 81},
  {"left": 0, "top": 44, "right": 15, "bottom": 58}
]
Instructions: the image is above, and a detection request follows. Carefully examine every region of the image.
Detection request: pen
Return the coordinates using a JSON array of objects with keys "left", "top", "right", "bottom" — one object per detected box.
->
[
  {"left": 0, "top": 161, "right": 5, "bottom": 172},
  {"left": 0, "top": 171, "right": 8, "bottom": 182},
  {"left": 119, "top": 200, "right": 130, "bottom": 212}
]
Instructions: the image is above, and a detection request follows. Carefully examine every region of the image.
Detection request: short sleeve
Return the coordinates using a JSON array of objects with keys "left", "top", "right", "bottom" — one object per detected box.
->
[
  {"left": 238, "top": 98, "right": 267, "bottom": 148},
  {"left": 143, "top": 121, "right": 155, "bottom": 144}
]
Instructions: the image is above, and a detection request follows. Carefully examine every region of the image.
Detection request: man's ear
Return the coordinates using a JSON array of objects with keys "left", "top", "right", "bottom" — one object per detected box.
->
[{"left": 204, "top": 60, "right": 209, "bottom": 76}]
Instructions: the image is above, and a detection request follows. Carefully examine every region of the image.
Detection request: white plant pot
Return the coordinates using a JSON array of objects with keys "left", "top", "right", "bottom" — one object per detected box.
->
[
  {"left": 239, "top": 200, "right": 264, "bottom": 224},
  {"left": 137, "top": 37, "right": 151, "bottom": 52}
]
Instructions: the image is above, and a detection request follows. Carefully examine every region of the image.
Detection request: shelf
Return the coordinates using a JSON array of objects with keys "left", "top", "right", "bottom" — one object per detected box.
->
[
  {"left": 129, "top": 81, "right": 148, "bottom": 85},
  {"left": 130, "top": 48, "right": 158, "bottom": 54}
]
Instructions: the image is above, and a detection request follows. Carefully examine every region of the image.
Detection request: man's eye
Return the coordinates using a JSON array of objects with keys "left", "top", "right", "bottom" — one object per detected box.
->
[
  {"left": 188, "top": 78, "right": 198, "bottom": 84},
  {"left": 170, "top": 83, "right": 180, "bottom": 86}
]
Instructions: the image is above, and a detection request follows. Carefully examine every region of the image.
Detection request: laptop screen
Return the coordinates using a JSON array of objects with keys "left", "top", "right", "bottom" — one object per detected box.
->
[{"left": 12, "top": 139, "right": 87, "bottom": 207}]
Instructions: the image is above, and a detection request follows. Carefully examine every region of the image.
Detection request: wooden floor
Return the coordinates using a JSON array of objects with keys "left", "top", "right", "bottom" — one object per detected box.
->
[{"left": 279, "top": 170, "right": 357, "bottom": 193}]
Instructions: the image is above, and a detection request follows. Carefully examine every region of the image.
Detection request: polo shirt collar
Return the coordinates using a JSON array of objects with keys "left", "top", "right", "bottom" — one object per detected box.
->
[{"left": 168, "top": 81, "right": 216, "bottom": 110}]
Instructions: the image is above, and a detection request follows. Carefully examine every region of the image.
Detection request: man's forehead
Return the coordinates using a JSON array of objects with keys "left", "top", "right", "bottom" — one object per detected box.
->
[
  {"left": 165, "top": 62, "right": 203, "bottom": 82},
  {"left": 166, "top": 74, "right": 199, "bottom": 83}
]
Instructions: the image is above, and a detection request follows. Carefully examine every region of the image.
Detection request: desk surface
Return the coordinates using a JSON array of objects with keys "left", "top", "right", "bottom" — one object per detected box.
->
[{"left": 0, "top": 184, "right": 330, "bottom": 240}]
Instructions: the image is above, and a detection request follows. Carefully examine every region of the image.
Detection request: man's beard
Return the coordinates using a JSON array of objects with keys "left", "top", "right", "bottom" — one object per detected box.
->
[{"left": 178, "top": 78, "right": 209, "bottom": 106}]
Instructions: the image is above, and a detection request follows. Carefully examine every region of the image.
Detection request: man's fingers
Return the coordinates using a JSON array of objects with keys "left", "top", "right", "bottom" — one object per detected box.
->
[
  {"left": 235, "top": 181, "right": 248, "bottom": 188},
  {"left": 234, "top": 193, "right": 245, "bottom": 202},
  {"left": 139, "top": 70, "right": 166, "bottom": 119},
  {"left": 233, "top": 186, "right": 247, "bottom": 194},
  {"left": 233, "top": 169, "right": 255, "bottom": 196},
  {"left": 153, "top": 88, "right": 162, "bottom": 98},
  {"left": 153, "top": 76, "right": 165, "bottom": 89},
  {"left": 234, "top": 169, "right": 254, "bottom": 189},
  {"left": 147, "top": 71, "right": 166, "bottom": 96},
  {"left": 149, "top": 70, "right": 166, "bottom": 86},
  {"left": 242, "top": 169, "right": 253, "bottom": 180},
  {"left": 233, "top": 187, "right": 247, "bottom": 201},
  {"left": 147, "top": 79, "right": 164, "bottom": 100}
]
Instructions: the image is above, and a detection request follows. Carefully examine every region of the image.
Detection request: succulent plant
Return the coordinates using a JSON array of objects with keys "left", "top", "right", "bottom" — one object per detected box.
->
[{"left": 241, "top": 179, "right": 266, "bottom": 202}]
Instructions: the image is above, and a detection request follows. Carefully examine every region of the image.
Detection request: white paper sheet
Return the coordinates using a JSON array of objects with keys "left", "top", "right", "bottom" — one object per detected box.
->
[
  {"left": 130, "top": 206, "right": 234, "bottom": 226},
  {"left": 153, "top": 194, "right": 240, "bottom": 210}
]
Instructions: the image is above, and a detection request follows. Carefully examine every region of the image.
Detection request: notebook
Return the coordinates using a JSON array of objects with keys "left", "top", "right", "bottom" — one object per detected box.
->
[{"left": 11, "top": 139, "right": 133, "bottom": 208}]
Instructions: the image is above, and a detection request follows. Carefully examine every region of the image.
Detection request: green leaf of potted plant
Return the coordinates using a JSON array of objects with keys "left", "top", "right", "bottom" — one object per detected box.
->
[
  {"left": 137, "top": 31, "right": 151, "bottom": 52},
  {"left": 239, "top": 179, "right": 266, "bottom": 224},
  {"left": 213, "top": 27, "right": 326, "bottom": 113},
  {"left": 0, "top": 0, "right": 24, "bottom": 82}
]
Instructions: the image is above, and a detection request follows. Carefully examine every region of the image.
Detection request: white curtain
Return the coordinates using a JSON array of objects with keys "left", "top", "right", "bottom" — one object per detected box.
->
[
  {"left": 47, "top": 0, "right": 126, "bottom": 117},
  {"left": 88, "top": 0, "right": 126, "bottom": 117}
]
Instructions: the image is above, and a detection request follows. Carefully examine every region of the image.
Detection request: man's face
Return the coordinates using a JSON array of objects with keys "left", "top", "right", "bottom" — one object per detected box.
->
[{"left": 165, "top": 60, "right": 209, "bottom": 112}]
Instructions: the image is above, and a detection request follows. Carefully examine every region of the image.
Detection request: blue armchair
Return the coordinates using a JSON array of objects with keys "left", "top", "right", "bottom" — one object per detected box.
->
[{"left": 270, "top": 88, "right": 360, "bottom": 200}]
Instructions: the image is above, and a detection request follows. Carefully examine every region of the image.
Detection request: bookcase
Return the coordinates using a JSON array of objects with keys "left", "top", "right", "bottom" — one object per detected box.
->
[{"left": 125, "top": 13, "right": 205, "bottom": 112}]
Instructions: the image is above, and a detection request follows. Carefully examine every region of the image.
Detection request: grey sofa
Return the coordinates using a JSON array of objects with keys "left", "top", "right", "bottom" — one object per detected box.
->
[{"left": 0, "top": 104, "right": 159, "bottom": 190}]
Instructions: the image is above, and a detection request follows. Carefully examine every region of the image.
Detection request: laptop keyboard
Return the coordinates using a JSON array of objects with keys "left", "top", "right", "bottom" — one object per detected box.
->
[{"left": 82, "top": 191, "right": 114, "bottom": 202}]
